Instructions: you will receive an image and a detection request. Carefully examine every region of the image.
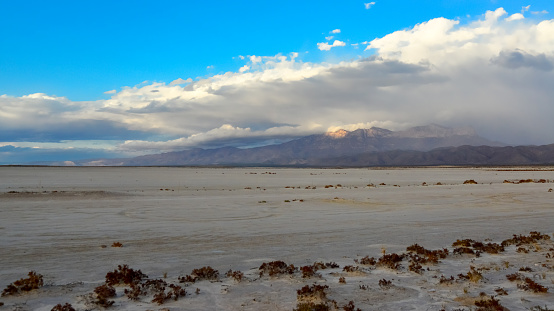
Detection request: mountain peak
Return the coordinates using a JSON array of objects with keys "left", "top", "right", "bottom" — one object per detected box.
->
[{"left": 325, "top": 129, "right": 349, "bottom": 138}]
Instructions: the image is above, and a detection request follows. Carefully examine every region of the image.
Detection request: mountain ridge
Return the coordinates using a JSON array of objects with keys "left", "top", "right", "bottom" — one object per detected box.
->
[{"left": 71, "top": 124, "right": 522, "bottom": 166}]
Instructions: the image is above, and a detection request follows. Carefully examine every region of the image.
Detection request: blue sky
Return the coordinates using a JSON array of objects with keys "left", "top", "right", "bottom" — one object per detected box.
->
[{"left": 1, "top": 1, "right": 554, "bottom": 164}]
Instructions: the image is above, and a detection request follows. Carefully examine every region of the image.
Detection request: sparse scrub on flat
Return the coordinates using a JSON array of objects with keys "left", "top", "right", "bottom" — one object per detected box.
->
[{"left": 2, "top": 271, "right": 44, "bottom": 296}]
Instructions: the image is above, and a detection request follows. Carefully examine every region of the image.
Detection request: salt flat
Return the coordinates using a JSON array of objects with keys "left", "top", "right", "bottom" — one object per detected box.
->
[{"left": 0, "top": 167, "right": 553, "bottom": 310}]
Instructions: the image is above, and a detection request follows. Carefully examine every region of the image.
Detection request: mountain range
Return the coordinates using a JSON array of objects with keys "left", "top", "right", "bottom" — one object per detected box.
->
[{"left": 69, "top": 124, "right": 553, "bottom": 167}]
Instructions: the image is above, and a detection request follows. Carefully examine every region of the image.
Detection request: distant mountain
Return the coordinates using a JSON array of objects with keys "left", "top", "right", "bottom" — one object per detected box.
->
[
  {"left": 309, "top": 144, "right": 554, "bottom": 167},
  {"left": 78, "top": 124, "right": 518, "bottom": 166}
]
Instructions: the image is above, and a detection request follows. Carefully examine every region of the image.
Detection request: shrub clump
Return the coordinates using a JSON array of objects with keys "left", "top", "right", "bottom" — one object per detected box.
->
[
  {"left": 452, "top": 239, "right": 504, "bottom": 255},
  {"left": 293, "top": 301, "right": 331, "bottom": 311},
  {"left": 377, "top": 253, "right": 406, "bottom": 270},
  {"left": 457, "top": 266, "right": 483, "bottom": 283},
  {"left": 342, "top": 301, "right": 362, "bottom": 311},
  {"left": 105, "top": 264, "right": 147, "bottom": 287},
  {"left": 297, "top": 284, "right": 329, "bottom": 300},
  {"left": 406, "top": 244, "right": 449, "bottom": 273},
  {"left": 300, "top": 265, "right": 319, "bottom": 278},
  {"left": 259, "top": 261, "right": 297, "bottom": 277},
  {"left": 474, "top": 295, "right": 509, "bottom": 311},
  {"left": 294, "top": 284, "right": 334, "bottom": 311},
  {"left": 509, "top": 276, "right": 549, "bottom": 293},
  {"left": 92, "top": 284, "right": 116, "bottom": 308},
  {"left": 342, "top": 265, "right": 360, "bottom": 273},
  {"left": 501, "top": 231, "right": 551, "bottom": 247},
  {"left": 191, "top": 266, "right": 219, "bottom": 281},
  {"left": 225, "top": 269, "right": 244, "bottom": 282},
  {"left": 149, "top": 281, "right": 186, "bottom": 305},
  {"left": 355, "top": 256, "right": 376, "bottom": 265},
  {"left": 2, "top": 271, "right": 44, "bottom": 296},
  {"left": 378, "top": 278, "right": 392, "bottom": 289},
  {"left": 50, "top": 303, "right": 76, "bottom": 311}
]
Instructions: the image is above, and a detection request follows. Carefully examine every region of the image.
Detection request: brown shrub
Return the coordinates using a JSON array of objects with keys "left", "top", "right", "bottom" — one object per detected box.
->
[
  {"left": 93, "top": 284, "right": 116, "bottom": 308},
  {"left": 502, "top": 231, "right": 551, "bottom": 247},
  {"left": 50, "top": 303, "right": 76, "bottom": 311},
  {"left": 1, "top": 271, "right": 44, "bottom": 296},
  {"left": 297, "top": 284, "right": 329, "bottom": 300},
  {"left": 105, "top": 265, "right": 147, "bottom": 286},
  {"left": 356, "top": 256, "right": 376, "bottom": 265},
  {"left": 225, "top": 270, "right": 244, "bottom": 282},
  {"left": 342, "top": 265, "right": 360, "bottom": 273},
  {"left": 517, "top": 277, "right": 548, "bottom": 293},
  {"left": 474, "top": 295, "right": 509, "bottom": 311},
  {"left": 259, "top": 261, "right": 297, "bottom": 276},
  {"left": 191, "top": 266, "right": 219, "bottom": 281},
  {"left": 378, "top": 278, "right": 392, "bottom": 289},
  {"left": 377, "top": 253, "right": 405, "bottom": 270}
]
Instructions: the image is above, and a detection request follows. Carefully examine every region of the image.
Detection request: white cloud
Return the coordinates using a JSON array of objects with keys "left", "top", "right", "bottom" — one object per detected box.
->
[
  {"left": 104, "top": 89, "right": 117, "bottom": 94},
  {"left": 365, "top": 8, "right": 554, "bottom": 67},
  {"left": 239, "top": 65, "right": 250, "bottom": 73},
  {"left": 206, "top": 65, "right": 214, "bottom": 69},
  {"left": 325, "top": 36, "right": 334, "bottom": 41},
  {"left": 249, "top": 55, "right": 262, "bottom": 63},
  {"left": 317, "top": 40, "right": 346, "bottom": 51},
  {"left": 506, "top": 13, "right": 524, "bottom": 21},
  {"left": 169, "top": 78, "right": 193, "bottom": 85},
  {"left": 364, "top": 2, "right": 375, "bottom": 9},
  {"left": 331, "top": 29, "right": 341, "bottom": 34},
  {"left": 522, "top": 5, "right": 530, "bottom": 13},
  {"left": 531, "top": 10, "right": 549, "bottom": 15}
]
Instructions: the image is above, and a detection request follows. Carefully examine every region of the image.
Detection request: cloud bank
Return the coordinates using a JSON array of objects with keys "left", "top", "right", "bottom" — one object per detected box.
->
[{"left": 2, "top": 8, "right": 554, "bottom": 163}]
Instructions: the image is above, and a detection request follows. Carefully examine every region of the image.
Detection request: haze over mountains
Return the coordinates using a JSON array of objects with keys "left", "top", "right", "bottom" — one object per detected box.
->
[{"left": 65, "top": 124, "right": 553, "bottom": 167}]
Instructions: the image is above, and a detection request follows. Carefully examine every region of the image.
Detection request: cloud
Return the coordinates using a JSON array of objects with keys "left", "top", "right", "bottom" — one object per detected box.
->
[
  {"left": 364, "top": 2, "right": 375, "bottom": 9},
  {"left": 531, "top": 10, "right": 549, "bottom": 15},
  {"left": 249, "top": 55, "right": 262, "bottom": 63},
  {"left": 325, "top": 36, "right": 334, "bottom": 41},
  {"left": 506, "top": 13, "right": 524, "bottom": 21},
  {"left": 491, "top": 49, "right": 553, "bottom": 71},
  {"left": 239, "top": 65, "right": 250, "bottom": 73},
  {"left": 206, "top": 65, "right": 214, "bottom": 69},
  {"left": 3, "top": 7, "right": 554, "bottom": 163},
  {"left": 365, "top": 8, "right": 554, "bottom": 66},
  {"left": 317, "top": 40, "right": 346, "bottom": 51},
  {"left": 169, "top": 78, "right": 193, "bottom": 85},
  {"left": 331, "top": 29, "right": 341, "bottom": 34},
  {"left": 104, "top": 89, "right": 117, "bottom": 94},
  {"left": 119, "top": 123, "right": 319, "bottom": 151}
]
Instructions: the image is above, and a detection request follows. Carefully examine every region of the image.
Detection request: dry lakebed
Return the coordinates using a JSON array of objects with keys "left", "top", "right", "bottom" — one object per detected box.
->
[{"left": 0, "top": 166, "right": 553, "bottom": 310}]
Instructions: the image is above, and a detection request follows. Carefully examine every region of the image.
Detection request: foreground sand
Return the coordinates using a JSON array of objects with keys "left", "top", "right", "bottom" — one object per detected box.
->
[{"left": 0, "top": 167, "right": 553, "bottom": 310}]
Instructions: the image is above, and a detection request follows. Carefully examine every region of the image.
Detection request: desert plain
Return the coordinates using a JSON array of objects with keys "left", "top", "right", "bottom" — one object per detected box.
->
[{"left": 0, "top": 166, "right": 553, "bottom": 310}]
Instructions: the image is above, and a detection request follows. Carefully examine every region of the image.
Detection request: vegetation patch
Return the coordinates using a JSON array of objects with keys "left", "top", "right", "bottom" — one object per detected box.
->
[
  {"left": 2, "top": 271, "right": 44, "bottom": 296},
  {"left": 50, "top": 303, "right": 76, "bottom": 311},
  {"left": 259, "top": 261, "right": 297, "bottom": 277},
  {"left": 474, "top": 295, "right": 509, "bottom": 311}
]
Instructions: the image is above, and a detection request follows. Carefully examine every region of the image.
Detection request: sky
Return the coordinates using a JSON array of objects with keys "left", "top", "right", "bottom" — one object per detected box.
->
[{"left": 1, "top": 0, "right": 554, "bottom": 164}]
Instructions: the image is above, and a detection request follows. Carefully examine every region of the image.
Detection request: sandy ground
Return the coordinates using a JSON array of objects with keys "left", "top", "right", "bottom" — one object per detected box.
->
[{"left": 0, "top": 166, "right": 553, "bottom": 310}]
